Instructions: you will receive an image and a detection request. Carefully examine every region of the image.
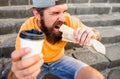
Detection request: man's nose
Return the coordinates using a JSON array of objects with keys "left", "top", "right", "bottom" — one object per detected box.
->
[{"left": 58, "top": 13, "right": 66, "bottom": 22}]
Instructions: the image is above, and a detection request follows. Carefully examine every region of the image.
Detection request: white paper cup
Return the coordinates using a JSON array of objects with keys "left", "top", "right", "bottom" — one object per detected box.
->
[{"left": 20, "top": 29, "right": 44, "bottom": 59}]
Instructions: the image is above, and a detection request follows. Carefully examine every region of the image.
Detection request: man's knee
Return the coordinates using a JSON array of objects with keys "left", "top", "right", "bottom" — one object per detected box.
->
[{"left": 75, "top": 66, "right": 104, "bottom": 79}]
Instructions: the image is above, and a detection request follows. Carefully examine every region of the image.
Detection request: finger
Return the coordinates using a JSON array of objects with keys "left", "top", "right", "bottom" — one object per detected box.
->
[
  {"left": 84, "top": 31, "right": 94, "bottom": 45},
  {"left": 21, "top": 77, "right": 36, "bottom": 79},
  {"left": 16, "top": 54, "right": 43, "bottom": 70},
  {"left": 11, "top": 48, "right": 31, "bottom": 62},
  {"left": 11, "top": 62, "right": 18, "bottom": 72},
  {"left": 76, "top": 28, "right": 86, "bottom": 44},
  {"left": 74, "top": 28, "right": 81, "bottom": 39},
  {"left": 81, "top": 28, "right": 94, "bottom": 45},
  {"left": 74, "top": 28, "right": 85, "bottom": 43},
  {"left": 79, "top": 30, "right": 88, "bottom": 46},
  {"left": 20, "top": 69, "right": 40, "bottom": 79},
  {"left": 16, "top": 59, "right": 43, "bottom": 78},
  {"left": 15, "top": 72, "right": 36, "bottom": 79},
  {"left": 31, "top": 68, "right": 41, "bottom": 78},
  {"left": 20, "top": 74, "right": 37, "bottom": 79},
  {"left": 23, "top": 59, "right": 43, "bottom": 76}
]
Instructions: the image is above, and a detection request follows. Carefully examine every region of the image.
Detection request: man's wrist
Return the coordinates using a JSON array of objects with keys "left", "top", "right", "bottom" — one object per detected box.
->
[{"left": 92, "top": 28, "right": 102, "bottom": 41}]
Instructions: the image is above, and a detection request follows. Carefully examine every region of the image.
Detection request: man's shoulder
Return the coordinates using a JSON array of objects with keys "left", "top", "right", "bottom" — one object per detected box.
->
[
  {"left": 23, "top": 16, "right": 37, "bottom": 27},
  {"left": 65, "top": 13, "right": 80, "bottom": 22},
  {"left": 20, "top": 16, "right": 38, "bottom": 30},
  {"left": 25, "top": 16, "right": 36, "bottom": 23}
]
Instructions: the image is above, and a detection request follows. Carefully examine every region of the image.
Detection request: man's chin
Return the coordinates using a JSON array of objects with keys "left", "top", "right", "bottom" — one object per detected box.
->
[
  {"left": 53, "top": 30, "right": 61, "bottom": 35},
  {"left": 53, "top": 28, "right": 60, "bottom": 33},
  {"left": 46, "top": 31, "right": 62, "bottom": 44}
]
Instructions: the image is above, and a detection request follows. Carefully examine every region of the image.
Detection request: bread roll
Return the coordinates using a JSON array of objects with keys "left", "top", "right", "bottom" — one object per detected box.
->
[{"left": 59, "top": 24, "right": 106, "bottom": 55}]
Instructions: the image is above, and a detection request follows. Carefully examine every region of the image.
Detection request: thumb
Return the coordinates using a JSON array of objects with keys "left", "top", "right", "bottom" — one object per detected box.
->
[{"left": 11, "top": 47, "right": 31, "bottom": 62}]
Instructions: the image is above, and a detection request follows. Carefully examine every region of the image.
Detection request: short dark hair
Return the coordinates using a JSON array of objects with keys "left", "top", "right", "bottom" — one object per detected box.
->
[{"left": 32, "top": 7, "right": 47, "bottom": 16}]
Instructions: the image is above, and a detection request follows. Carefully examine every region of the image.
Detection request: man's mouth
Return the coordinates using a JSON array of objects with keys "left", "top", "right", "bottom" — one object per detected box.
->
[
  {"left": 53, "top": 25, "right": 61, "bottom": 33},
  {"left": 52, "top": 20, "right": 64, "bottom": 32},
  {"left": 55, "top": 25, "right": 60, "bottom": 29}
]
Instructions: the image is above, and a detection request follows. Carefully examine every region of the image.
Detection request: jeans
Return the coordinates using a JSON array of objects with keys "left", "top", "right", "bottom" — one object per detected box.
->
[
  {"left": 37, "top": 56, "right": 88, "bottom": 79},
  {"left": 2, "top": 56, "right": 88, "bottom": 79},
  {"left": 1, "top": 64, "right": 11, "bottom": 79}
]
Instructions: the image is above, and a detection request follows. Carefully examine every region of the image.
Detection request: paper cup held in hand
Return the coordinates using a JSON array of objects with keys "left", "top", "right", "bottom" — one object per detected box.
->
[{"left": 20, "top": 29, "right": 44, "bottom": 59}]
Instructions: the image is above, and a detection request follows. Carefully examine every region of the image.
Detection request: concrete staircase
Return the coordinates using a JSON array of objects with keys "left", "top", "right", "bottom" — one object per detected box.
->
[{"left": 0, "top": 0, "right": 120, "bottom": 79}]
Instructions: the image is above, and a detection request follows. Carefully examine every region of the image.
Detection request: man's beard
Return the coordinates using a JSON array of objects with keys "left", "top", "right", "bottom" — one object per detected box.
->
[{"left": 40, "top": 19, "right": 64, "bottom": 44}]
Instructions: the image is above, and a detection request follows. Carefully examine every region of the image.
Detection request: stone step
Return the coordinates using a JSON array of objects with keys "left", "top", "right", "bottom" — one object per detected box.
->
[
  {"left": 0, "top": 26, "right": 120, "bottom": 58},
  {"left": 0, "top": 0, "right": 32, "bottom": 6},
  {"left": 69, "top": 0, "right": 120, "bottom": 3},
  {"left": 0, "top": 18, "right": 26, "bottom": 35},
  {"left": 68, "top": 3, "right": 120, "bottom": 15},
  {"left": 77, "top": 13, "right": 120, "bottom": 26},
  {"left": 69, "top": 0, "right": 104, "bottom": 3},
  {"left": 67, "top": 42, "right": 120, "bottom": 70},
  {"left": 0, "top": 3, "right": 120, "bottom": 18},
  {"left": 0, "top": 0, "right": 120, "bottom": 6},
  {"left": 95, "top": 26, "right": 120, "bottom": 44},
  {"left": 0, "top": 33, "right": 17, "bottom": 57},
  {"left": 0, "top": 13, "right": 120, "bottom": 34},
  {"left": 0, "top": 5, "right": 33, "bottom": 19},
  {"left": 101, "top": 66, "right": 120, "bottom": 79}
]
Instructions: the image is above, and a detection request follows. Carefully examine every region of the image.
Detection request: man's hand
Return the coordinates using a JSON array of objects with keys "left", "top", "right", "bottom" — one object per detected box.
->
[
  {"left": 11, "top": 47, "right": 44, "bottom": 79},
  {"left": 74, "top": 27, "right": 97, "bottom": 46}
]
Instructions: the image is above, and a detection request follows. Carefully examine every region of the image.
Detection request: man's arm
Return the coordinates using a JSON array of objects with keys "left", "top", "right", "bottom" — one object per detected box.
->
[{"left": 92, "top": 28, "right": 102, "bottom": 41}]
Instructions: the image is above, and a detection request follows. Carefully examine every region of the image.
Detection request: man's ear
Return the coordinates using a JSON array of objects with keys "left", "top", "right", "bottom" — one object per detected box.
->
[{"left": 32, "top": 9, "right": 41, "bottom": 21}]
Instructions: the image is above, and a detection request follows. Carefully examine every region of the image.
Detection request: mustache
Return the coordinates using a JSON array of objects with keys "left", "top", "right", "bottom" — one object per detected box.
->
[{"left": 52, "top": 19, "right": 65, "bottom": 28}]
